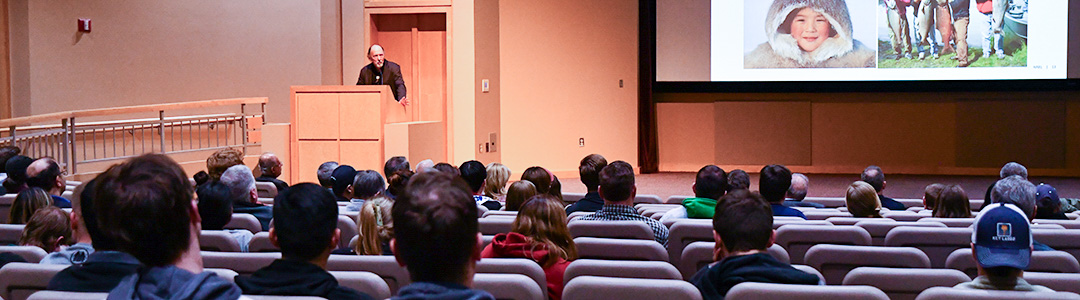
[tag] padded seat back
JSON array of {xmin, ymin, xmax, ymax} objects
[
  {"xmin": 337, "ymin": 215, "xmax": 358, "ymax": 249},
  {"xmin": 805, "ymin": 244, "xmax": 931, "ymax": 285},
  {"xmin": 0, "ymin": 246, "xmax": 47, "ymax": 263},
  {"xmin": 223, "ymin": 213, "xmax": 262, "ymax": 234},
  {"xmin": 574, "ymin": 237, "xmax": 667, "ymax": 261},
  {"xmin": 917, "ymin": 218, "xmax": 975, "ymax": 228},
  {"xmin": 563, "ymin": 259, "xmax": 681, "ymax": 284},
  {"xmin": 201, "ymin": 251, "xmax": 280, "ymax": 275},
  {"xmin": 678, "ymin": 241, "xmax": 789, "ymax": 280},
  {"xmin": 803, "ymin": 211, "xmax": 853, "ymax": 220},
  {"xmin": 326, "ymin": 255, "xmax": 410, "ymax": 294},
  {"xmin": 26, "ymin": 291, "xmax": 108, "ymax": 300},
  {"xmin": 1024, "ymin": 272, "xmax": 1080, "ymax": 295},
  {"xmin": 0, "ymin": 224, "xmax": 25, "ymax": 245},
  {"xmin": 1033, "ymin": 230, "xmax": 1080, "ymax": 262},
  {"xmin": 856, "ymin": 220, "xmax": 946, "ymax": 246},
  {"xmin": 726, "ymin": 282, "xmax": 889, "ymax": 300},
  {"xmin": 248, "ymin": 232, "xmax": 279, "ymax": 252},
  {"xmin": 254, "ymin": 181, "xmax": 278, "ymax": 198},
  {"xmin": 884, "ymin": 227, "xmax": 971, "ymax": 268},
  {"xmin": 473, "ymin": 273, "xmax": 545, "ymax": 300},
  {"xmin": 476, "ymin": 258, "xmax": 547, "ymax": 296},
  {"xmin": 198, "ymin": 230, "xmax": 243, "ymax": 252},
  {"xmin": 775, "ymin": 225, "xmax": 872, "ymax": 264},
  {"xmin": 945, "ymin": 248, "xmax": 1080, "ymax": 278},
  {"xmin": 562, "ymin": 276, "xmax": 701, "ymax": 300},
  {"xmin": 328, "ymin": 271, "xmax": 393, "ymax": 300},
  {"xmin": 0, "ymin": 262, "xmax": 67, "ymax": 300},
  {"xmin": 568, "ymin": 220, "xmax": 654, "ymax": 240},
  {"xmin": 666, "ymin": 219, "xmax": 714, "ymax": 263},
  {"xmin": 479, "ymin": 217, "xmax": 514, "ymax": 235},
  {"xmin": 914, "ymin": 286, "xmax": 1080, "ymax": 299},
  {"xmin": 842, "ymin": 267, "xmax": 969, "ymax": 300}
]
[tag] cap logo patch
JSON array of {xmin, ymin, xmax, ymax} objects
[{"xmin": 995, "ymin": 223, "xmax": 1015, "ymax": 241}]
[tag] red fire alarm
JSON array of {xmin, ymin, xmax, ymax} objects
[{"xmin": 78, "ymin": 19, "xmax": 91, "ymax": 32}]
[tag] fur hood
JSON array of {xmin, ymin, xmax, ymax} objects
[{"xmin": 764, "ymin": 0, "xmax": 855, "ymax": 65}]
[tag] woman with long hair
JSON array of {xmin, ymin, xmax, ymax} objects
[
  {"xmin": 504, "ymin": 181, "xmax": 537, "ymax": 212},
  {"xmin": 484, "ymin": 163, "xmax": 511, "ymax": 202},
  {"xmin": 846, "ymin": 181, "xmax": 882, "ymax": 218},
  {"xmin": 9, "ymin": 187, "xmax": 52, "ymax": 224},
  {"xmin": 353, "ymin": 196, "xmax": 394, "ymax": 255},
  {"xmin": 482, "ymin": 195, "xmax": 577, "ymax": 300},
  {"xmin": 933, "ymin": 184, "xmax": 972, "ymax": 218}
]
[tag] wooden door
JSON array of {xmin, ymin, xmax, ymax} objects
[{"xmin": 370, "ymin": 13, "xmax": 447, "ymax": 123}]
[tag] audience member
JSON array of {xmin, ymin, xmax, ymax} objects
[
  {"xmin": 690, "ymin": 189, "xmax": 820, "ymax": 299},
  {"xmin": 255, "ymin": 152, "xmax": 289, "ymax": 193},
  {"xmin": 206, "ymin": 148, "xmax": 244, "ymax": 181},
  {"xmin": 236, "ymin": 183, "xmax": 373, "ymax": 300},
  {"xmin": 0, "ymin": 146, "xmax": 20, "ymax": 194},
  {"xmin": 317, "ymin": 161, "xmax": 340, "ymax": 189},
  {"xmin": 577, "ymin": 161, "xmax": 669, "ymax": 247},
  {"xmin": 220, "ymin": 164, "xmax": 273, "ymax": 231},
  {"xmin": 386, "ymin": 169, "xmax": 414, "ymax": 201},
  {"xmin": 25, "ymin": 157, "xmax": 71, "ymax": 208},
  {"xmin": 348, "ymin": 169, "xmax": 385, "ymax": 210},
  {"xmin": 3, "ymin": 155, "xmax": 33, "ymax": 194},
  {"xmin": 760, "ymin": 165, "xmax": 806, "ymax": 219},
  {"xmin": 47, "ymin": 178, "xmax": 142, "ymax": 292},
  {"xmin": 415, "ymin": 159, "xmax": 436, "ymax": 173},
  {"xmin": 727, "ymin": 169, "xmax": 750, "ymax": 191},
  {"xmin": 933, "ymin": 185, "xmax": 972, "ymax": 218},
  {"xmin": 954, "ymin": 203, "xmax": 1053, "ymax": 292},
  {"xmin": 94, "ymin": 154, "xmax": 240, "ymax": 298},
  {"xmin": 504, "ymin": 181, "xmax": 537, "ymax": 212},
  {"xmin": 861, "ymin": 165, "xmax": 904, "ymax": 210},
  {"xmin": 846, "ymin": 181, "xmax": 883, "ymax": 218},
  {"xmin": 484, "ymin": 162, "xmax": 511, "ymax": 202},
  {"xmin": 659, "ymin": 165, "xmax": 727, "ymax": 223},
  {"xmin": 565, "ymin": 154, "xmax": 607, "ymax": 214},
  {"xmin": 990, "ymin": 175, "xmax": 1053, "ymax": 251},
  {"xmin": 193, "ymin": 171, "xmax": 211, "ymax": 186},
  {"xmin": 353, "ymin": 196, "xmax": 394, "ymax": 255},
  {"xmin": 521, "ymin": 166, "xmax": 554, "ymax": 195},
  {"xmin": 330, "ymin": 165, "xmax": 358, "ymax": 202},
  {"xmin": 390, "ymin": 171, "xmax": 495, "ymax": 300},
  {"xmin": 433, "ymin": 162, "xmax": 460, "ymax": 176},
  {"xmin": 196, "ymin": 181, "xmax": 254, "ymax": 252},
  {"xmin": 461, "ymin": 160, "xmax": 501, "ymax": 211},
  {"xmin": 922, "ymin": 183, "xmax": 946, "ymax": 211},
  {"xmin": 1034, "ymin": 184, "xmax": 1068, "ymax": 220},
  {"xmin": 548, "ymin": 174, "xmax": 564, "ymax": 202},
  {"xmin": 784, "ymin": 173, "xmax": 824, "ymax": 208},
  {"xmin": 383, "ymin": 156, "xmax": 411, "ymax": 179},
  {"xmin": 482, "ymin": 195, "xmax": 577, "ymax": 300},
  {"xmin": 19, "ymin": 206, "xmax": 70, "ymax": 253},
  {"xmin": 40, "ymin": 183, "xmax": 93, "ymax": 265},
  {"xmin": 981, "ymin": 162, "xmax": 1027, "ymax": 210},
  {"xmin": 8, "ymin": 187, "xmax": 52, "ymax": 224}
]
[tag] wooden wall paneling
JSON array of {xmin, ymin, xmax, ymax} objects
[
  {"xmin": 656, "ymin": 102, "xmax": 715, "ymax": 171},
  {"xmin": 955, "ymin": 100, "xmax": 1066, "ymax": 169},
  {"xmin": 296, "ymin": 93, "xmax": 341, "ymax": 139},
  {"xmin": 340, "ymin": 141, "xmax": 383, "ymax": 173},
  {"xmin": 418, "ymin": 24, "xmax": 446, "ymax": 122},
  {"xmin": 1067, "ymin": 101, "xmax": 1080, "ymax": 169},
  {"xmin": 714, "ymin": 101, "xmax": 811, "ymax": 166},
  {"xmin": 338, "ymin": 93, "xmax": 382, "ymax": 139},
  {"xmin": 297, "ymin": 140, "xmax": 339, "ymax": 184},
  {"xmin": 0, "ymin": 0, "xmax": 9, "ymax": 119},
  {"xmin": 812, "ymin": 101, "xmax": 957, "ymax": 168}
]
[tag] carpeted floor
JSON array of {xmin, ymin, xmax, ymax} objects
[{"xmin": 559, "ymin": 172, "xmax": 1080, "ymax": 201}]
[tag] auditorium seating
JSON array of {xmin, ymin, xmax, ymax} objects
[
  {"xmin": 665, "ymin": 195, "xmax": 691, "ymax": 204},
  {"xmin": 325, "ymin": 255, "xmax": 410, "ymax": 293},
  {"xmin": 634, "ymin": 194, "xmax": 663, "ymax": 205},
  {"xmin": 202, "ymin": 251, "xmax": 280, "ymax": 275},
  {"xmin": 562, "ymin": 192, "xmax": 586, "ymax": 203},
  {"xmin": 0, "ymin": 194, "xmax": 16, "ymax": 224},
  {"xmin": 666, "ymin": 219, "xmax": 713, "ymax": 264},
  {"xmin": 1034, "ymin": 230, "xmax": 1080, "ymax": 261},
  {"xmin": 482, "ymin": 210, "xmax": 518, "ymax": 218},
  {"xmin": 827, "ymin": 217, "xmax": 884, "ymax": 226},
  {"xmin": 884, "ymin": 227, "xmax": 972, "ymax": 268},
  {"xmin": 562, "ymin": 276, "xmax": 701, "ymax": 300},
  {"xmin": 857, "ymin": 220, "xmax": 947, "ymax": 246},
  {"xmin": 944, "ymin": 248, "xmax": 1080, "ymax": 278},
  {"xmin": 0, "ymin": 246, "xmax": 48, "ymax": 263},
  {"xmin": 1035, "ymin": 219, "xmax": 1080, "ymax": 230},
  {"xmin": 254, "ymin": 181, "xmax": 278, "ymax": 198},
  {"xmin": 327, "ymin": 271, "xmax": 393, "ymax": 300},
  {"xmin": 792, "ymin": 264, "xmax": 826, "ymax": 283},
  {"xmin": 884, "ymin": 211, "xmax": 925, "ymax": 222},
  {"xmin": 676, "ymin": 241, "xmax": 790, "ymax": 280},
  {"xmin": 914, "ymin": 286, "xmax": 1080, "ymax": 299},
  {"xmin": 773, "ymin": 219, "xmax": 833, "ymax": 229},
  {"xmin": 479, "ymin": 217, "xmax": 514, "ymax": 235},
  {"xmin": 337, "ymin": 215, "xmax": 358, "ymax": 249},
  {"xmin": 803, "ymin": 244, "xmax": 931, "ymax": 285},
  {"xmin": 725, "ymin": 282, "xmax": 889, "ymax": 300},
  {"xmin": 476, "ymin": 258, "xmax": 547, "ymax": 296},
  {"xmin": 568, "ymin": 220, "xmax": 654, "ymax": 240},
  {"xmin": 802, "ymin": 197, "xmax": 847, "ymax": 208},
  {"xmin": 563, "ymin": 259, "xmax": 681, "ymax": 284},
  {"xmin": 473, "ymin": 273, "xmax": 545, "ymax": 300},
  {"xmin": 803, "ymin": 210, "xmax": 853, "ymax": 220},
  {"xmin": 199, "ymin": 230, "xmax": 244, "ymax": 252},
  {"xmin": 841, "ymin": 267, "xmax": 973, "ymax": 300},
  {"xmin": 223, "ymin": 213, "xmax": 262, "ymax": 234},
  {"xmin": 1025, "ymin": 272, "xmax": 1080, "ymax": 294},
  {"xmin": 574, "ymin": 237, "xmax": 667, "ymax": 261},
  {"xmin": 247, "ymin": 232, "xmax": 278, "ymax": 252},
  {"xmin": 0, "ymin": 223, "xmax": 23, "ymax": 245},
  {"xmin": 775, "ymin": 225, "xmax": 872, "ymax": 264},
  {"xmin": 0, "ymin": 262, "xmax": 67, "ymax": 300},
  {"xmin": 917, "ymin": 218, "xmax": 975, "ymax": 228}
]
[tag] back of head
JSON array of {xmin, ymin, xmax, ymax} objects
[
  {"xmin": 415, "ymin": 159, "xmax": 436, "ymax": 173},
  {"xmin": 1000, "ymin": 162, "xmax": 1028, "ymax": 179},
  {"xmin": 386, "ymin": 169, "xmax": 414, "ymax": 198},
  {"xmin": 196, "ymin": 182, "xmax": 233, "ymax": 231},
  {"xmin": 257, "ymin": 152, "xmax": 282, "ymax": 177},
  {"xmin": 991, "ymin": 175, "xmax": 1036, "ymax": 218},
  {"xmin": 846, "ymin": 181, "xmax": 881, "ymax": 218},
  {"xmin": 220, "ymin": 164, "xmax": 256, "ymax": 205},
  {"xmin": 459, "ymin": 160, "xmax": 487, "ymax": 193},
  {"xmin": 5, "ymin": 155, "xmax": 33, "ymax": 183},
  {"xmin": 352, "ymin": 170, "xmax": 386, "ymax": 200},
  {"xmin": 578, "ymin": 154, "xmax": 608, "ymax": 191},
  {"xmin": 727, "ymin": 169, "xmax": 750, "ymax": 191},
  {"xmin": 355, "ymin": 196, "xmax": 394, "ymax": 255},
  {"xmin": 548, "ymin": 175, "xmax": 563, "ymax": 201},
  {"xmin": 787, "ymin": 173, "xmax": 809, "ymax": 201},
  {"xmin": 92, "ymin": 154, "xmax": 193, "ymax": 267},
  {"xmin": 9, "ymin": 187, "xmax": 52, "ymax": 224},
  {"xmin": 1035, "ymin": 184, "xmax": 1062, "ymax": 218},
  {"xmin": 923, "ymin": 183, "xmax": 947, "ymax": 210},
  {"xmin": 599, "ymin": 161, "xmax": 635, "ymax": 203},
  {"xmin": 512, "ymin": 195, "xmax": 577, "ymax": 263},
  {"xmin": 317, "ymin": 161, "xmax": 339, "ymax": 188},
  {"xmin": 695, "ymin": 165, "xmax": 728, "ymax": 200},
  {"xmin": 330, "ymin": 165, "xmax": 357, "ymax": 198},
  {"xmin": 78, "ymin": 179, "xmax": 106, "ymax": 250},
  {"xmin": 392, "ymin": 171, "xmax": 478, "ymax": 283},
  {"xmin": 505, "ymin": 181, "xmax": 537, "ymax": 212},
  {"xmin": 933, "ymin": 185, "xmax": 972, "ymax": 218},
  {"xmin": 19, "ymin": 206, "xmax": 70, "ymax": 252},
  {"xmin": 484, "ymin": 163, "xmax": 511, "ymax": 198},
  {"xmin": 860, "ymin": 165, "xmax": 885, "ymax": 193},
  {"xmin": 26, "ymin": 158, "xmax": 61, "ymax": 191},
  {"xmin": 383, "ymin": 156, "xmax": 410, "ymax": 179},
  {"xmin": 274, "ymin": 183, "xmax": 339, "ymax": 261},
  {"xmin": 0, "ymin": 146, "xmax": 21, "ymax": 171},
  {"xmin": 521, "ymin": 167, "xmax": 553, "ymax": 195},
  {"xmin": 713, "ymin": 189, "xmax": 772, "ymax": 253},
  {"xmin": 972, "ymin": 203, "xmax": 1032, "ymax": 273},
  {"xmin": 759, "ymin": 165, "xmax": 792, "ymax": 203},
  {"xmin": 206, "ymin": 148, "xmax": 244, "ymax": 181},
  {"xmin": 433, "ymin": 163, "xmax": 459, "ymax": 176}
]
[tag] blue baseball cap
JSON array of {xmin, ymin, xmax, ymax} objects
[
  {"xmin": 971, "ymin": 203, "xmax": 1032, "ymax": 269},
  {"xmin": 1036, "ymin": 184, "xmax": 1060, "ymax": 206}
]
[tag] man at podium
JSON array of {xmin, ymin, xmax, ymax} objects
[{"xmin": 356, "ymin": 44, "xmax": 408, "ymax": 107}]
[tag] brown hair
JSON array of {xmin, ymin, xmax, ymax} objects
[
  {"xmin": 714, "ymin": 189, "xmax": 772, "ymax": 252},
  {"xmin": 512, "ymin": 195, "xmax": 577, "ymax": 266},
  {"xmin": 933, "ymin": 185, "xmax": 972, "ymax": 218},
  {"xmin": 521, "ymin": 167, "xmax": 552, "ymax": 195},
  {"xmin": 9, "ymin": 187, "xmax": 52, "ymax": 224},
  {"xmin": 19, "ymin": 206, "xmax": 70, "ymax": 252},
  {"xmin": 206, "ymin": 148, "xmax": 244, "ymax": 181},
  {"xmin": 355, "ymin": 196, "xmax": 394, "ymax": 255},
  {"xmin": 504, "ymin": 181, "xmax": 537, "ymax": 212},
  {"xmin": 923, "ymin": 183, "xmax": 946, "ymax": 210},
  {"xmin": 846, "ymin": 181, "xmax": 882, "ymax": 218}
]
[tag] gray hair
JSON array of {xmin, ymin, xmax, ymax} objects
[
  {"xmin": 991, "ymin": 175, "xmax": 1036, "ymax": 218},
  {"xmin": 999, "ymin": 162, "xmax": 1028, "ymax": 179},
  {"xmin": 415, "ymin": 159, "xmax": 435, "ymax": 173},
  {"xmin": 220, "ymin": 164, "xmax": 256, "ymax": 203},
  {"xmin": 317, "ymin": 161, "xmax": 339, "ymax": 185},
  {"xmin": 787, "ymin": 173, "xmax": 809, "ymax": 201}
]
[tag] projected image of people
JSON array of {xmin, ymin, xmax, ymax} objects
[
  {"xmin": 744, "ymin": 0, "xmax": 876, "ymax": 69},
  {"xmin": 877, "ymin": 0, "xmax": 1028, "ymax": 68}
]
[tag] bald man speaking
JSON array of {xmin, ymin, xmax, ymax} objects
[{"xmin": 356, "ymin": 44, "xmax": 408, "ymax": 107}]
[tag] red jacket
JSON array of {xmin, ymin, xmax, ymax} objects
[{"xmin": 481, "ymin": 232, "xmax": 571, "ymax": 300}]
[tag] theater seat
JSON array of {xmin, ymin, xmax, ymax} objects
[
  {"xmin": 1024, "ymin": 272, "xmax": 1080, "ymax": 294},
  {"xmin": 884, "ymin": 227, "xmax": 971, "ymax": 268},
  {"xmin": 474, "ymin": 273, "xmax": 545, "ymax": 300},
  {"xmin": 842, "ymin": 267, "xmax": 969, "ymax": 300},
  {"xmin": 914, "ymin": 286, "xmax": 1080, "ymax": 299},
  {"xmin": 0, "ymin": 262, "xmax": 68, "ymax": 300},
  {"xmin": 254, "ymin": 181, "xmax": 278, "ymax": 198},
  {"xmin": 726, "ymin": 282, "xmax": 888, "ymax": 300},
  {"xmin": 856, "ymin": 220, "xmax": 946, "ymax": 246},
  {"xmin": 247, "ymin": 232, "xmax": 279, "ymax": 252},
  {"xmin": 223, "ymin": 213, "xmax": 262, "ymax": 234},
  {"xmin": 479, "ymin": 217, "xmax": 514, "ymax": 235},
  {"xmin": 568, "ymin": 220, "xmax": 654, "ymax": 240},
  {"xmin": 0, "ymin": 246, "xmax": 47, "ymax": 263},
  {"xmin": 574, "ymin": 237, "xmax": 667, "ymax": 261},
  {"xmin": 677, "ymin": 241, "xmax": 790, "ymax": 280},
  {"xmin": 775, "ymin": 225, "xmax": 872, "ymax": 264},
  {"xmin": 201, "ymin": 251, "xmax": 280, "ymax": 276},
  {"xmin": 0, "ymin": 224, "xmax": 26, "ymax": 246},
  {"xmin": 199, "ymin": 230, "xmax": 243, "ymax": 252},
  {"xmin": 563, "ymin": 259, "xmax": 681, "ymax": 284},
  {"xmin": 917, "ymin": 218, "xmax": 975, "ymax": 228},
  {"xmin": 476, "ymin": 258, "xmax": 547, "ymax": 296},
  {"xmin": 944, "ymin": 248, "xmax": 1080, "ymax": 278},
  {"xmin": 25, "ymin": 291, "xmax": 107, "ymax": 300},
  {"xmin": 562, "ymin": 276, "xmax": 701, "ymax": 300},
  {"xmin": 804, "ymin": 245, "xmax": 931, "ymax": 285},
  {"xmin": 337, "ymin": 215, "xmax": 358, "ymax": 249},
  {"xmin": 1033, "ymin": 230, "xmax": 1080, "ymax": 262},
  {"xmin": 328, "ymin": 271, "xmax": 393, "ymax": 300},
  {"xmin": 666, "ymin": 219, "xmax": 713, "ymax": 264},
  {"xmin": 325, "ymin": 255, "xmax": 410, "ymax": 294}
]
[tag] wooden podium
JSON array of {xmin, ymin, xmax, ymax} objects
[{"xmin": 289, "ymin": 85, "xmax": 444, "ymax": 184}]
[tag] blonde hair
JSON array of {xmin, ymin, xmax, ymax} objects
[
  {"xmin": 484, "ymin": 163, "xmax": 511, "ymax": 200},
  {"xmin": 511, "ymin": 195, "xmax": 577, "ymax": 266},
  {"xmin": 354, "ymin": 197, "xmax": 394, "ymax": 255},
  {"xmin": 9, "ymin": 187, "xmax": 53, "ymax": 224},
  {"xmin": 846, "ymin": 181, "xmax": 882, "ymax": 218},
  {"xmin": 19, "ymin": 206, "xmax": 70, "ymax": 252}
]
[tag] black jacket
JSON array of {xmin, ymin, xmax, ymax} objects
[
  {"xmin": 690, "ymin": 253, "xmax": 820, "ymax": 300},
  {"xmin": 235, "ymin": 259, "xmax": 373, "ymax": 300},
  {"xmin": 357, "ymin": 61, "xmax": 407, "ymax": 101},
  {"xmin": 47, "ymin": 251, "xmax": 142, "ymax": 292}
]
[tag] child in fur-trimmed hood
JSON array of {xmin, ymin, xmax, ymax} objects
[{"xmin": 745, "ymin": 0, "xmax": 876, "ymax": 68}]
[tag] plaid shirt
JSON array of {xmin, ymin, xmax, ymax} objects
[{"xmin": 577, "ymin": 204, "xmax": 669, "ymax": 247}]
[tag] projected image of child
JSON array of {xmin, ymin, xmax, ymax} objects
[{"xmin": 744, "ymin": 0, "xmax": 876, "ymax": 69}]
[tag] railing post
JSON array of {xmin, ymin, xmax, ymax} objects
[
  {"xmin": 240, "ymin": 104, "xmax": 248, "ymax": 154},
  {"xmin": 8, "ymin": 126, "xmax": 15, "ymax": 148},
  {"xmin": 61, "ymin": 118, "xmax": 70, "ymax": 175},
  {"xmin": 159, "ymin": 110, "xmax": 166, "ymax": 153},
  {"xmin": 69, "ymin": 118, "xmax": 77, "ymax": 175}
]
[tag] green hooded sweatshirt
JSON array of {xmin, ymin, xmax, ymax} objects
[{"xmin": 683, "ymin": 197, "xmax": 718, "ymax": 219}]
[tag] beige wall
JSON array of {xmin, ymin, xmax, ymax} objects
[
  {"xmin": 474, "ymin": 0, "xmax": 500, "ymax": 164},
  {"xmin": 497, "ymin": 0, "xmax": 639, "ymax": 175},
  {"xmin": 657, "ymin": 91, "xmax": 1080, "ymax": 176}
]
